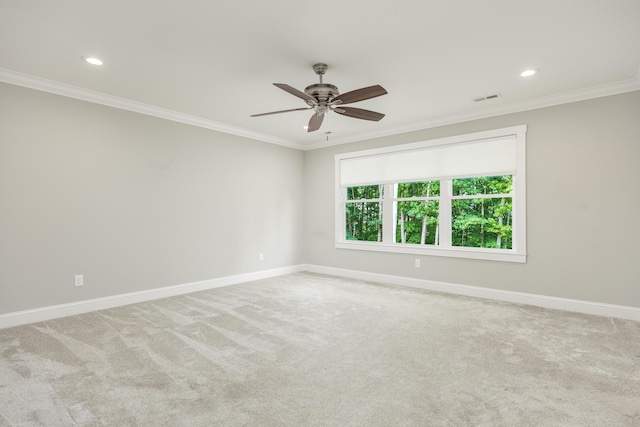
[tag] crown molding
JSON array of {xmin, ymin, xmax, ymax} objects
[
  {"xmin": 2, "ymin": 67, "xmax": 638, "ymax": 152},
  {"xmin": 0, "ymin": 68, "xmax": 301, "ymax": 150},
  {"xmin": 304, "ymin": 75, "xmax": 640, "ymax": 150}
]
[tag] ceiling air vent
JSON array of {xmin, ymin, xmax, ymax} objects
[{"xmin": 473, "ymin": 93, "xmax": 502, "ymax": 103}]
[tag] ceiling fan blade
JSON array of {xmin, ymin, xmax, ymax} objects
[
  {"xmin": 334, "ymin": 106, "xmax": 385, "ymax": 121},
  {"xmin": 250, "ymin": 107, "xmax": 311, "ymax": 117},
  {"xmin": 307, "ymin": 112, "xmax": 324, "ymax": 132},
  {"xmin": 332, "ymin": 85, "xmax": 387, "ymax": 105},
  {"xmin": 274, "ymin": 83, "xmax": 317, "ymax": 103}
]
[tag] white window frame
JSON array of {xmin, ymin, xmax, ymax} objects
[{"xmin": 335, "ymin": 125, "xmax": 527, "ymax": 263}]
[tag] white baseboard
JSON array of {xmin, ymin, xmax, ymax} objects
[
  {"xmin": 0, "ymin": 265, "xmax": 305, "ymax": 329},
  {"xmin": 2, "ymin": 264, "xmax": 638, "ymax": 329},
  {"xmin": 302, "ymin": 264, "xmax": 640, "ymax": 322}
]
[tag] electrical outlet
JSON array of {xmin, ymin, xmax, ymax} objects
[
  {"xmin": 415, "ymin": 259, "xmax": 421, "ymax": 268},
  {"xmin": 74, "ymin": 274, "xmax": 84, "ymax": 287},
  {"xmin": 259, "ymin": 253, "xmax": 264, "ymax": 261}
]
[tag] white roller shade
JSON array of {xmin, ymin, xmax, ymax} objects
[{"xmin": 339, "ymin": 136, "xmax": 517, "ymax": 187}]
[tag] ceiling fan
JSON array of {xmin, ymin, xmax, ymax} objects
[{"xmin": 251, "ymin": 63, "xmax": 387, "ymax": 133}]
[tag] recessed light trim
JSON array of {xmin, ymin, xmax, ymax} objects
[
  {"xmin": 520, "ymin": 68, "xmax": 538, "ymax": 77},
  {"xmin": 82, "ymin": 56, "xmax": 103, "ymax": 66}
]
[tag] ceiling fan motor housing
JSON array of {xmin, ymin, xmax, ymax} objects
[
  {"xmin": 304, "ymin": 83, "xmax": 339, "ymax": 106},
  {"xmin": 304, "ymin": 63, "xmax": 339, "ymax": 110}
]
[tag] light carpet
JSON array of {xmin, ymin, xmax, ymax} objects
[{"xmin": 1, "ymin": 272, "xmax": 639, "ymax": 426}]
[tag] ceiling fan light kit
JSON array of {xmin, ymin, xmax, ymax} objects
[{"xmin": 251, "ymin": 63, "xmax": 387, "ymax": 133}]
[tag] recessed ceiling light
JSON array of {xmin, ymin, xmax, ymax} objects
[
  {"xmin": 82, "ymin": 56, "xmax": 103, "ymax": 66},
  {"xmin": 303, "ymin": 125, "xmax": 309, "ymax": 130},
  {"xmin": 520, "ymin": 68, "xmax": 538, "ymax": 77}
]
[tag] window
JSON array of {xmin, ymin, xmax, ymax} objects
[
  {"xmin": 335, "ymin": 126, "xmax": 526, "ymax": 263},
  {"xmin": 395, "ymin": 181, "xmax": 440, "ymax": 245},
  {"xmin": 451, "ymin": 176, "xmax": 513, "ymax": 249},
  {"xmin": 345, "ymin": 185, "xmax": 383, "ymax": 242}
]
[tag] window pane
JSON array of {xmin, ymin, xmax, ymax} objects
[
  {"xmin": 453, "ymin": 176, "xmax": 512, "ymax": 196},
  {"xmin": 452, "ymin": 198, "xmax": 512, "ymax": 249},
  {"xmin": 396, "ymin": 180, "xmax": 440, "ymax": 198},
  {"xmin": 346, "ymin": 185, "xmax": 382, "ymax": 200},
  {"xmin": 346, "ymin": 202, "xmax": 383, "ymax": 241},
  {"xmin": 395, "ymin": 200, "xmax": 439, "ymax": 245}
]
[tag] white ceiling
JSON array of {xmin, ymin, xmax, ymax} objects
[{"xmin": 1, "ymin": 0, "xmax": 639, "ymax": 150}]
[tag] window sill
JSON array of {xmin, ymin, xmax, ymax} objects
[{"xmin": 335, "ymin": 241, "xmax": 527, "ymax": 263}]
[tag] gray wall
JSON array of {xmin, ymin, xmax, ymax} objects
[
  {"xmin": 304, "ymin": 91, "xmax": 640, "ymax": 307},
  {"xmin": 0, "ymin": 83, "xmax": 305, "ymax": 314},
  {"xmin": 2, "ymin": 82, "xmax": 639, "ymax": 315}
]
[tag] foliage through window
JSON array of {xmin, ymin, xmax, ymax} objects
[
  {"xmin": 346, "ymin": 176, "xmax": 512, "ymax": 249},
  {"xmin": 345, "ymin": 185, "xmax": 383, "ymax": 242},
  {"xmin": 394, "ymin": 181, "xmax": 440, "ymax": 245},
  {"xmin": 451, "ymin": 176, "xmax": 512, "ymax": 249}
]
